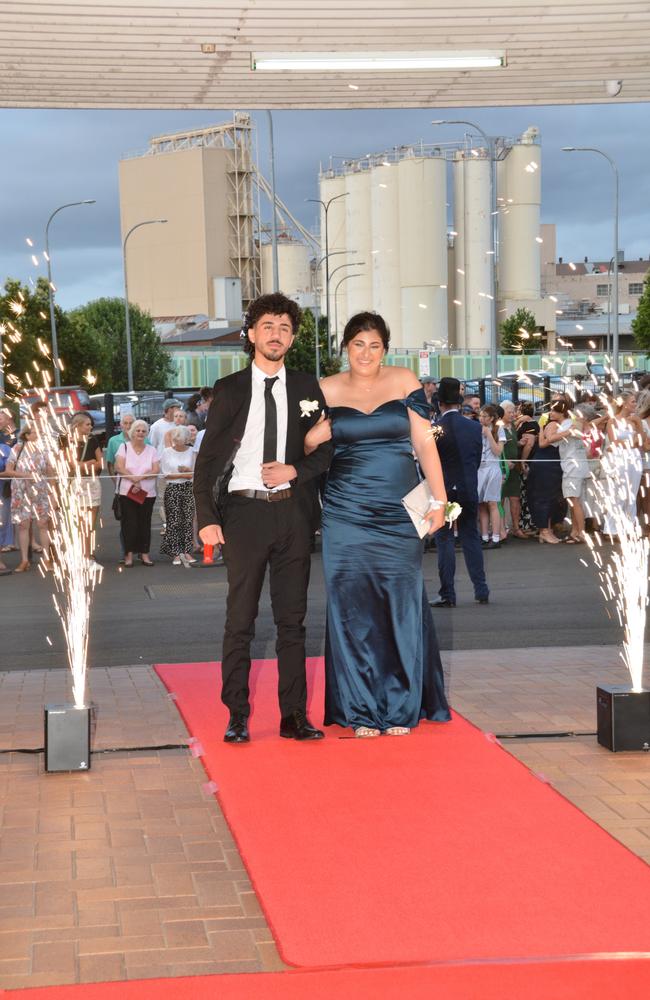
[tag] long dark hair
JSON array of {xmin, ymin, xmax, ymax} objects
[{"xmin": 341, "ymin": 312, "xmax": 390, "ymax": 353}]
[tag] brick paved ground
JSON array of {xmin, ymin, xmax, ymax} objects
[{"xmin": 0, "ymin": 650, "xmax": 648, "ymax": 988}]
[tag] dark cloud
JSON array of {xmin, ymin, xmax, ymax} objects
[{"xmin": 1, "ymin": 103, "xmax": 648, "ymax": 310}]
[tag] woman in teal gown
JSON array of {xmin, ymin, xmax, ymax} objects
[{"xmin": 305, "ymin": 313, "xmax": 451, "ymax": 738}]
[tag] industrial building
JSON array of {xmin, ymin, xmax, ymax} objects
[{"xmin": 119, "ymin": 114, "xmax": 261, "ymax": 323}]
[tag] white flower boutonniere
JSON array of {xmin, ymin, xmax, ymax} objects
[{"xmin": 299, "ymin": 398, "xmax": 320, "ymax": 418}]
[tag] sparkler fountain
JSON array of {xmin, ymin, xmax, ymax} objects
[
  {"xmin": 39, "ymin": 388, "xmax": 103, "ymax": 770},
  {"xmin": 3, "ymin": 294, "xmax": 103, "ymax": 770},
  {"xmin": 581, "ymin": 397, "xmax": 650, "ymax": 751}
]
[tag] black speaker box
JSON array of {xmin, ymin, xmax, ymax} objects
[
  {"xmin": 596, "ymin": 685, "xmax": 650, "ymax": 752},
  {"xmin": 44, "ymin": 704, "xmax": 91, "ymax": 772}
]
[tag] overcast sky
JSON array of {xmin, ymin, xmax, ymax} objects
[{"xmin": 1, "ymin": 102, "xmax": 649, "ymax": 311}]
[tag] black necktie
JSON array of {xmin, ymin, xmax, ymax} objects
[{"xmin": 263, "ymin": 376, "xmax": 279, "ymax": 464}]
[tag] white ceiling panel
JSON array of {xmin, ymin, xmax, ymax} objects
[{"xmin": 0, "ymin": 1, "xmax": 648, "ymax": 109}]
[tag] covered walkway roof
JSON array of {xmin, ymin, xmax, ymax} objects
[{"xmin": 1, "ymin": 1, "xmax": 648, "ymax": 110}]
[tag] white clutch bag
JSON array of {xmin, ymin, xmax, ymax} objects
[{"xmin": 401, "ymin": 480, "xmax": 433, "ymax": 539}]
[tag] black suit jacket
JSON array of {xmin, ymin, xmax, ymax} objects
[
  {"xmin": 193, "ymin": 365, "xmax": 333, "ymax": 531},
  {"xmin": 435, "ymin": 409, "xmax": 482, "ymax": 505}
]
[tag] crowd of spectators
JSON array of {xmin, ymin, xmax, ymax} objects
[
  {"xmin": 424, "ymin": 373, "xmax": 650, "ymax": 548},
  {"xmin": 0, "ymin": 372, "xmax": 649, "ymax": 577}
]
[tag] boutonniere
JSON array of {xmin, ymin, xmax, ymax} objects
[{"xmin": 299, "ymin": 398, "xmax": 320, "ymax": 418}]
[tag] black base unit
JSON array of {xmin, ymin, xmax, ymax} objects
[
  {"xmin": 596, "ymin": 685, "xmax": 650, "ymax": 752},
  {"xmin": 44, "ymin": 704, "xmax": 91, "ymax": 772}
]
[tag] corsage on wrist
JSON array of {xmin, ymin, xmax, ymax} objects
[{"xmin": 425, "ymin": 499, "xmax": 462, "ymax": 524}]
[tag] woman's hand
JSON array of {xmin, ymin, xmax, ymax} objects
[
  {"xmin": 304, "ymin": 412, "xmax": 332, "ymax": 455},
  {"xmin": 422, "ymin": 505, "xmax": 445, "ymax": 535}
]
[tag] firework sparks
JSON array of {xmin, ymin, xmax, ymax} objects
[{"xmin": 584, "ymin": 437, "xmax": 648, "ymax": 692}]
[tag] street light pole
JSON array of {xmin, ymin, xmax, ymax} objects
[
  {"xmin": 44, "ymin": 199, "xmax": 96, "ymax": 387},
  {"xmin": 306, "ymin": 192, "xmax": 348, "ymax": 357},
  {"xmin": 122, "ymin": 219, "xmax": 167, "ymax": 391},
  {"xmin": 334, "ymin": 273, "xmax": 364, "ymax": 349},
  {"xmin": 606, "ymin": 256, "xmax": 615, "ymax": 356},
  {"xmin": 432, "ymin": 119, "xmax": 498, "ymax": 377},
  {"xmin": 562, "ymin": 146, "xmax": 620, "ymax": 373},
  {"xmin": 265, "ymin": 111, "xmax": 279, "ymax": 291},
  {"xmin": 329, "ymin": 260, "xmax": 365, "ymax": 353}
]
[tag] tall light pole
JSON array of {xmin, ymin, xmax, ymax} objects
[
  {"xmin": 562, "ymin": 146, "xmax": 619, "ymax": 373},
  {"xmin": 329, "ymin": 260, "xmax": 365, "ymax": 352},
  {"xmin": 265, "ymin": 111, "xmax": 279, "ymax": 291},
  {"xmin": 123, "ymin": 219, "xmax": 167, "ymax": 391},
  {"xmin": 432, "ymin": 120, "xmax": 498, "ymax": 377},
  {"xmin": 334, "ymin": 272, "xmax": 365, "ymax": 350},
  {"xmin": 306, "ymin": 192, "xmax": 348, "ymax": 356},
  {"xmin": 44, "ymin": 199, "xmax": 96, "ymax": 387}
]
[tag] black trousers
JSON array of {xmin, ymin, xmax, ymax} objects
[
  {"xmin": 120, "ymin": 495, "xmax": 155, "ymax": 554},
  {"xmin": 221, "ymin": 494, "xmax": 312, "ymax": 718}
]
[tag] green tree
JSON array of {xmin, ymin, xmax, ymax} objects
[
  {"xmin": 631, "ymin": 273, "xmax": 650, "ymax": 354},
  {"xmin": 286, "ymin": 308, "xmax": 341, "ymax": 376},
  {"xmin": 499, "ymin": 306, "xmax": 539, "ymax": 355},
  {"xmin": 0, "ymin": 276, "xmax": 90, "ymax": 389},
  {"xmin": 69, "ymin": 298, "xmax": 173, "ymax": 391}
]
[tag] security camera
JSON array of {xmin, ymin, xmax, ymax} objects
[{"xmin": 605, "ymin": 80, "xmax": 622, "ymax": 97}]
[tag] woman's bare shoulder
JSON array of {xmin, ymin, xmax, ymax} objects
[
  {"xmin": 320, "ymin": 372, "xmax": 348, "ymax": 404},
  {"xmin": 387, "ymin": 365, "xmax": 421, "ymax": 394}
]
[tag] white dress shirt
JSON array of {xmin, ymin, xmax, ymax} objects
[{"xmin": 229, "ymin": 363, "xmax": 290, "ymax": 492}]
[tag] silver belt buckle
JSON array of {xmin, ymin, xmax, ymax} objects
[{"xmin": 266, "ymin": 490, "xmax": 273, "ymax": 502}]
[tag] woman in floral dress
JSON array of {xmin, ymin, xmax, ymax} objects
[{"xmin": 5, "ymin": 425, "xmax": 54, "ymax": 572}]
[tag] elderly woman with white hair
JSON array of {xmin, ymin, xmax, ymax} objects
[
  {"xmin": 114, "ymin": 419, "xmax": 159, "ymax": 567},
  {"xmin": 160, "ymin": 426, "xmax": 196, "ymax": 566}
]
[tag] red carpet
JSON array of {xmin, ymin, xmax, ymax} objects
[
  {"xmin": 5, "ymin": 958, "xmax": 650, "ymax": 1000},
  {"xmin": 152, "ymin": 659, "xmax": 650, "ymax": 970}
]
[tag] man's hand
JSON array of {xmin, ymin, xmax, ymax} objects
[
  {"xmin": 200, "ymin": 524, "xmax": 225, "ymax": 546},
  {"xmin": 423, "ymin": 506, "xmax": 445, "ymax": 535},
  {"xmin": 261, "ymin": 462, "xmax": 297, "ymax": 488}
]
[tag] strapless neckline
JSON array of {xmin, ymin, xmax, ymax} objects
[{"xmin": 329, "ymin": 399, "xmax": 405, "ymax": 417}]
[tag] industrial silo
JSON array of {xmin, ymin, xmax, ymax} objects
[
  {"xmin": 498, "ymin": 129, "xmax": 542, "ymax": 301},
  {"xmin": 452, "ymin": 153, "xmax": 467, "ymax": 349},
  {"xmin": 260, "ymin": 238, "xmax": 312, "ymax": 302},
  {"xmin": 398, "ymin": 156, "xmax": 448, "ymax": 350},
  {"xmin": 342, "ymin": 168, "xmax": 373, "ymax": 329},
  {"xmin": 462, "ymin": 152, "xmax": 493, "ymax": 352},
  {"xmin": 370, "ymin": 162, "xmax": 401, "ymax": 338}
]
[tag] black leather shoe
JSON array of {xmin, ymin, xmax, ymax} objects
[
  {"xmin": 224, "ymin": 712, "xmax": 250, "ymax": 743},
  {"xmin": 429, "ymin": 599, "xmax": 456, "ymax": 608},
  {"xmin": 280, "ymin": 711, "xmax": 324, "ymax": 741},
  {"xmin": 475, "ymin": 596, "xmax": 490, "ymax": 604}
]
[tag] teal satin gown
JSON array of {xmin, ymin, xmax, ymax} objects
[{"xmin": 322, "ymin": 391, "xmax": 451, "ymax": 732}]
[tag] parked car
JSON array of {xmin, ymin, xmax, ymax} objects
[{"xmin": 20, "ymin": 386, "xmax": 106, "ymax": 444}]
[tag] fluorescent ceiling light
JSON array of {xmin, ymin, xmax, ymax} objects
[{"xmin": 251, "ymin": 51, "xmax": 506, "ymax": 72}]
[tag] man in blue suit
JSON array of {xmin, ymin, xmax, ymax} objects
[{"xmin": 430, "ymin": 377, "xmax": 489, "ymax": 608}]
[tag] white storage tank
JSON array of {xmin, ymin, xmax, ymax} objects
[
  {"xmin": 498, "ymin": 131, "xmax": 542, "ymax": 301},
  {"xmin": 452, "ymin": 153, "xmax": 467, "ymax": 350},
  {"xmin": 462, "ymin": 153, "xmax": 493, "ymax": 352},
  {"xmin": 398, "ymin": 156, "xmax": 448, "ymax": 350},
  {"xmin": 342, "ymin": 168, "xmax": 373, "ymax": 329},
  {"xmin": 370, "ymin": 162, "xmax": 401, "ymax": 338},
  {"xmin": 261, "ymin": 238, "xmax": 312, "ymax": 300}
]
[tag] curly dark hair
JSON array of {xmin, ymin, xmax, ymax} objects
[
  {"xmin": 340, "ymin": 312, "xmax": 390, "ymax": 353},
  {"xmin": 241, "ymin": 293, "xmax": 302, "ymax": 359}
]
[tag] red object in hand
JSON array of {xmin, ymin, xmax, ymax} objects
[{"xmin": 202, "ymin": 544, "xmax": 214, "ymax": 564}]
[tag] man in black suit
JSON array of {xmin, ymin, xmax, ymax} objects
[
  {"xmin": 429, "ymin": 377, "xmax": 489, "ymax": 608},
  {"xmin": 193, "ymin": 293, "xmax": 333, "ymax": 743}
]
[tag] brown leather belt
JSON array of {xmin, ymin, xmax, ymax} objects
[{"xmin": 230, "ymin": 488, "xmax": 293, "ymax": 502}]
